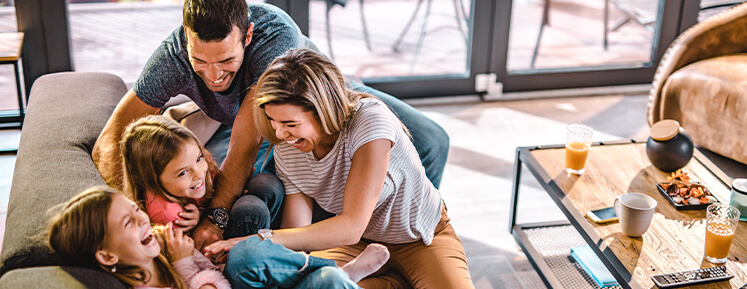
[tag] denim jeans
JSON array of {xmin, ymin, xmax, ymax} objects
[
  {"xmin": 222, "ymin": 172, "xmax": 285, "ymax": 238},
  {"xmin": 225, "ymin": 237, "xmax": 361, "ymax": 289}
]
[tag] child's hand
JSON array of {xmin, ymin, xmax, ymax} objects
[
  {"xmin": 165, "ymin": 222, "xmax": 194, "ymax": 262},
  {"xmin": 199, "ymin": 285, "xmax": 217, "ymax": 289},
  {"xmin": 176, "ymin": 203, "xmax": 199, "ymax": 231},
  {"xmin": 203, "ymin": 236, "xmax": 246, "ymax": 264}
]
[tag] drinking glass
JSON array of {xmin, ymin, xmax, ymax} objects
[
  {"xmin": 565, "ymin": 124, "xmax": 593, "ymax": 175},
  {"xmin": 704, "ymin": 203, "xmax": 740, "ymax": 264}
]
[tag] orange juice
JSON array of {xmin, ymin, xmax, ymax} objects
[
  {"xmin": 704, "ymin": 222, "xmax": 735, "ymax": 260},
  {"xmin": 565, "ymin": 142, "xmax": 590, "ymax": 171}
]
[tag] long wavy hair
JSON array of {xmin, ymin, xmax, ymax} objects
[
  {"xmin": 120, "ymin": 115, "xmax": 218, "ymax": 207},
  {"xmin": 47, "ymin": 186, "xmax": 187, "ymax": 289}
]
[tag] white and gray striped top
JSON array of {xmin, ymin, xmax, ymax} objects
[{"xmin": 274, "ymin": 98, "xmax": 443, "ymax": 245}]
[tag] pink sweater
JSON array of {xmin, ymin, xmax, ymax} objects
[
  {"xmin": 144, "ymin": 192, "xmax": 209, "ymax": 226},
  {"xmin": 135, "ymin": 250, "xmax": 231, "ymax": 289}
]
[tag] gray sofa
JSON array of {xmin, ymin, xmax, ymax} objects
[{"xmin": 0, "ymin": 72, "xmax": 138, "ymax": 288}]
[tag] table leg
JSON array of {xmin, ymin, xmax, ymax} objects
[{"xmin": 508, "ymin": 147, "xmax": 523, "ymax": 233}]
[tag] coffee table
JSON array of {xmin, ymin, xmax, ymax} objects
[{"xmin": 509, "ymin": 140, "xmax": 746, "ymax": 288}]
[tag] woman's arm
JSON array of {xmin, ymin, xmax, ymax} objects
[{"xmin": 270, "ymin": 139, "xmax": 392, "ymax": 252}]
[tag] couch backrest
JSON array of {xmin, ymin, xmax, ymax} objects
[{"xmin": 0, "ymin": 72, "xmax": 126, "ymax": 274}]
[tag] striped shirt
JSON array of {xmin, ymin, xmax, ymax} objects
[{"xmin": 274, "ymin": 98, "xmax": 443, "ymax": 245}]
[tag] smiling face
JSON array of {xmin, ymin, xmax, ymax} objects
[
  {"xmin": 159, "ymin": 141, "xmax": 209, "ymax": 200},
  {"xmin": 186, "ymin": 24, "xmax": 252, "ymax": 92},
  {"xmin": 100, "ymin": 194, "xmax": 160, "ymax": 268},
  {"xmin": 264, "ymin": 103, "xmax": 338, "ymax": 158}
]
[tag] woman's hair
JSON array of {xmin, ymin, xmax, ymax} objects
[
  {"xmin": 253, "ymin": 48, "xmax": 377, "ymax": 144},
  {"xmin": 47, "ymin": 186, "xmax": 187, "ymax": 289},
  {"xmin": 120, "ymin": 115, "xmax": 218, "ymax": 206}
]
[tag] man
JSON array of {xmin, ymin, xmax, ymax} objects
[{"xmin": 92, "ymin": 0, "xmax": 449, "ymax": 252}]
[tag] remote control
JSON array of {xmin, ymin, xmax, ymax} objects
[{"xmin": 651, "ymin": 266, "xmax": 733, "ymax": 288}]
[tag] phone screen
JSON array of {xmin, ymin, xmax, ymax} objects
[{"xmin": 589, "ymin": 207, "xmax": 617, "ymax": 222}]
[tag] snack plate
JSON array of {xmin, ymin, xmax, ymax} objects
[{"xmin": 656, "ymin": 183, "xmax": 719, "ymax": 210}]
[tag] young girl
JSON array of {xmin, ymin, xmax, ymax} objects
[
  {"xmin": 205, "ymin": 48, "xmax": 474, "ymax": 289},
  {"xmin": 47, "ymin": 186, "xmax": 229, "ymax": 289},
  {"xmin": 47, "ymin": 186, "xmax": 390, "ymax": 289},
  {"xmin": 120, "ymin": 115, "xmax": 219, "ymax": 231}
]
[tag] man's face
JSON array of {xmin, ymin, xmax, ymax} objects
[{"xmin": 186, "ymin": 24, "xmax": 252, "ymax": 92}]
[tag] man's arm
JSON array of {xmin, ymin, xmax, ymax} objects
[
  {"xmin": 92, "ymin": 89, "xmax": 160, "ymax": 190},
  {"xmin": 193, "ymin": 87, "xmax": 264, "ymax": 250}
]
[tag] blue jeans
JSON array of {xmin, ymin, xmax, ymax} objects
[
  {"xmin": 223, "ymin": 172, "xmax": 286, "ymax": 238},
  {"xmin": 225, "ymin": 237, "xmax": 361, "ymax": 289}
]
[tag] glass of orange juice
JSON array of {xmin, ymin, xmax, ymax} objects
[
  {"xmin": 565, "ymin": 124, "xmax": 593, "ymax": 175},
  {"xmin": 704, "ymin": 203, "xmax": 740, "ymax": 264}
]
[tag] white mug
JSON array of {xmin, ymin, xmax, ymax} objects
[{"xmin": 614, "ymin": 193, "xmax": 657, "ymax": 237}]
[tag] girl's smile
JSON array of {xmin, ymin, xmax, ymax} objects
[
  {"xmin": 101, "ymin": 194, "xmax": 161, "ymax": 267},
  {"xmin": 159, "ymin": 141, "xmax": 209, "ymax": 200}
]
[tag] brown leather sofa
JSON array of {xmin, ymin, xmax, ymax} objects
[{"xmin": 647, "ymin": 2, "xmax": 747, "ymax": 166}]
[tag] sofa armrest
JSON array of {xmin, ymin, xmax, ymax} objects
[
  {"xmin": 648, "ymin": 2, "xmax": 747, "ymax": 125},
  {"xmin": 0, "ymin": 72, "xmax": 127, "ymax": 274}
]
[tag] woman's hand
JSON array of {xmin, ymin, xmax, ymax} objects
[
  {"xmin": 175, "ymin": 203, "xmax": 199, "ymax": 231},
  {"xmin": 165, "ymin": 222, "xmax": 194, "ymax": 262},
  {"xmin": 203, "ymin": 236, "xmax": 247, "ymax": 264}
]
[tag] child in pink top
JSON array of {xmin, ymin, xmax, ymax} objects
[
  {"xmin": 121, "ymin": 115, "xmax": 220, "ymax": 231},
  {"xmin": 48, "ymin": 186, "xmax": 230, "ymax": 289}
]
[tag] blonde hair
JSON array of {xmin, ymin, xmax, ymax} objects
[
  {"xmin": 120, "ymin": 115, "xmax": 218, "ymax": 207},
  {"xmin": 253, "ymin": 48, "xmax": 377, "ymax": 144},
  {"xmin": 47, "ymin": 186, "xmax": 187, "ymax": 289}
]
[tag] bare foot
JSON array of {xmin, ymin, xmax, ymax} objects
[{"xmin": 340, "ymin": 244, "xmax": 390, "ymax": 283}]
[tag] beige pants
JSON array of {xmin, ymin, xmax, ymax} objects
[{"xmin": 311, "ymin": 205, "xmax": 475, "ymax": 289}]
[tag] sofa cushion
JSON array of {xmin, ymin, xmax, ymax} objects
[
  {"xmin": 660, "ymin": 54, "xmax": 747, "ymax": 164},
  {"xmin": 0, "ymin": 72, "xmax": 127, "ymax": 274}
]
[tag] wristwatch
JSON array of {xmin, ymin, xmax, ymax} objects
[
  {"xmin": 258, "ymin": 228, "xmax": 273, "ymax": 242},
  {"xmin": 206, "ymin": 207, "xmax": 229, "ymax": 229}
]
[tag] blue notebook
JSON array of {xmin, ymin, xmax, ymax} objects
[{"xmin": 570, "ymin": 245, "xmax": 619, "ymax": 288}]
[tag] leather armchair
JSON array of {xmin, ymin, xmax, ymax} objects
[{"xmin": 647, "ymin": 2, "xmax": 747, "ymax": 165}]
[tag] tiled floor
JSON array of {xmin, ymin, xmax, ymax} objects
[{"xmin": 0, "ymin": 92, "xmax": 651, "ymax": 288}]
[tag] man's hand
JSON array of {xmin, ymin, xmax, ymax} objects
[
  {"xmin": 192, "ymin": 218, "xmax": 224, "ymax": 253},
  {"xmin": 176, "ymin": 203, "xmax": 199, "ymax": 232}
]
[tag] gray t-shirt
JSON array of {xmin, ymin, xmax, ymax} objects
[{"xmin": 133, "ymin": 3, "xmax": 316, "ymax": 126}]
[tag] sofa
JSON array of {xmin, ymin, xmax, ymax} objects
[
  {"xmin": 647, "ymin": 2, "xmax": 747, "ymax": 168},
  {"xmin": 0, "ymin": 72, "xmax": 131, "ymax": 287}
]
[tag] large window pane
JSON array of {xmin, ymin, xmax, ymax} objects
[
  {"xmin": 308, "ymin": 0, "xmax": 472, "ymax": 80},
  {"xmin": 508, "ymin": 0, "xmax": 659, "ymax": 72},
  {"xmin": 0, "ymin": 1, "xmax": 17, "ymax": 113}
]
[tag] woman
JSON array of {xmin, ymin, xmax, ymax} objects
[{"xmin": 205, "ymin": 48, "xmax": 474, "ymax": 289}]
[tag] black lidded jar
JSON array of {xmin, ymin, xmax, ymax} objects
[{"xmin": 646, "ymin": 119, "xmax": 694, "ymax": 172}]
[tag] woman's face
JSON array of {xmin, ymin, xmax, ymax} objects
[
  {"xmin": 159, "ymin": 141, "xmax": 209, "ymax": 200},
  {"xmin": 101, "ymin": 194, "xmax": 160, "ymax": 267},
  {"xmin": 265, "ymin": 104, "xmax": 334, "ymax": 157}
]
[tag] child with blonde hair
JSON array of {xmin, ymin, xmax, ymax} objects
[
  {"xmin": 120, "ymin": 115, "xmax": 219, "ymax": 231},
  {"xmin": 47, "ymin": 186, "xmax": 229, "ymax": 289}
]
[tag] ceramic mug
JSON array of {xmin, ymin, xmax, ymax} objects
[{"xmin": 614, "ymin": 193, "xmax": 658, "ymax": 237}]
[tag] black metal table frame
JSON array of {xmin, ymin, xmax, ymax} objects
[{"xmin": 507, "ymin": 139, "xmax": 731, "ymax": 289}]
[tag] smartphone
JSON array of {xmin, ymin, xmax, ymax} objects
[{"xmin": 586, "ymin": 206, "xmax": 618, "ymax": 223}]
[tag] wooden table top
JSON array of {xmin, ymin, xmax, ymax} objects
[
  {"xmin": 528, "ymin": 142, "xmax": 745, "ymax": 289},
  {"xmin": 0, "ymin": 32, "xmax": 23, "ymax": 62}
]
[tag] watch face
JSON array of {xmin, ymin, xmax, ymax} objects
[{"xmin": 211, "ymin": 208, "xmax": 229, "ymax": 228}]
